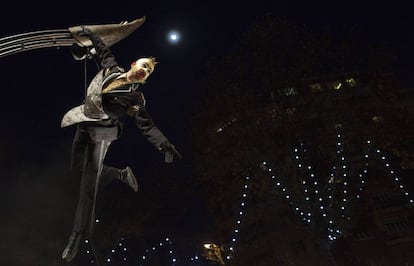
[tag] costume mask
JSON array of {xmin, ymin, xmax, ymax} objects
[{"xmin": 130, "ymin": 57, "xmax": 157, "ymax": 82}]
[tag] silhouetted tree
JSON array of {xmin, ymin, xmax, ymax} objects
[{"xmin": 191, "ymin": 14, "xmax": 414, "ymax": 242}]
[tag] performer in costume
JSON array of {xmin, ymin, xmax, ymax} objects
[{"xmin": 61, "ymin": 27, "xmax": 181, "ymax": 262}]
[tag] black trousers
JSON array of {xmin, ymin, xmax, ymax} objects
[{"xmin": 70, "ymin": 122, "xmax": 121, "ymax": 235}]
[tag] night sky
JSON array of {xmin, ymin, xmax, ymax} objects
[{"xmin": 1, "ymin": 1, "xmax": 414, "ymax": 265}]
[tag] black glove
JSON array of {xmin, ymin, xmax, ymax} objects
[
  {"xmin": 70, "ymin": 43, "xmax": 90, "ymax": 60},
  {"xmin": 159, "ymin": 141, "xmax": 182, "ymax": 163},
  {"xmin": 77, "ymin": 26, "xmax": 93, "ymax": 38},
  {"xmin": 77, "ymin": 26, "xmax": 105, "ymax": 49},
  {"xmin": 76, "ymin": 26, "xmax": 117, "ymax": 68},
  {"xmin": 70, "ymin": 27, "xmax": 95, "ymax": 60}
]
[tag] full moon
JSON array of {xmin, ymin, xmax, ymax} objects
[{"xmin": 167, "ymin": 30, "xmax": 180, "ymax": 44}]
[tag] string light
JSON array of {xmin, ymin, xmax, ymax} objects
[
  {"xmin": 259, "ymin": 128, "xmax": 412, "ymax": 244},
  {"xmin": 136, "ymin": 237, "xmax": 178, "ymax": 265},
  {"xmin": 215, "ymin": 118, "xmax": 238, "ymax": 133},
  {"xmin": 84, "ymin": 130, "xmax": 413, "ymax": 264},
  {"xmin": 262, "ymin": 161, "xmax": 311, "ymax": 224},
  {"xmin": 225, "ymin": 175, "xmax": 250, "ymax": 261},
  {"xmin": 369, "ymin": 142, "xmax": 414, "ymax": 205}
]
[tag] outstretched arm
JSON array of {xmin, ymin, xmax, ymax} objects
[
  {"xmin": 134, "ymin": 107, "xmax": 182, "ymax": 163},
  {"xmin": 78, "ymin": 27, "xmax": 119, "ymax": 70}
]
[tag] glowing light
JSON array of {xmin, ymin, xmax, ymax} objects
[
  {"xmin": 98, "ymin": 135, "xmax": 413, "ymax": 265},
  {"xmin": 167, "ymin": 30, "xmax": 180, "ymax": 44}
]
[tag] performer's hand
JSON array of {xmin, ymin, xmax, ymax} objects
[
  {"xmin": 159, "ymin": 141, "xmax": 182, "ymax": 163},
  {"xmin": 75, "ymin": 26, "xmax": 101, "ymax": 57},
  {"xmin": 71, "ymin": 43, "xmax": 90, "ymax": 60},
  {"xmin": 77, "ymin": 26, "xmax": 93, "ymax": 37}
]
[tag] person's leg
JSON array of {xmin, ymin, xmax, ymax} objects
[
  {"xmin": 63, "ymin": 126, "xmax": 111, "ymax": 262},
  {"xmin": 75, "ymin": 138, "xmax": 110, "ymax": 235},
  {"xmin": 70, "ymin": 125, "xmax": 88, "ymax": 178},
  {"xmin": 94, "ymin": 122, "xmax": 137, "ymax": 191},
  {"xmin": 62, "ymin": 125, "xmax": 90, "ymax": 262},
  {"xmin": 99, "ymin": 165, "xmax": 121, "ymax": 187},
  {"xmin": 100, "ymin": 165, "xmax": 138, "ymax": 192},
  {"xmin": 121, "ymin": 166, "xmax": 138, "ymax": 192},
  {"xmin": 62, "ymin": 123, "xmax": 137, "ymax": 262}
]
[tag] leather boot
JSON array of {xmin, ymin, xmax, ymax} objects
[
  {"xmin": 62, "ymin": 232, "xmax": 82, "ymax": 262},
  {"xmin": 120, "ymin": 166, "xmax": 138, "ymax": 192}
]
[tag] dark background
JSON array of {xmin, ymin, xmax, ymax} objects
[{"xmin": 1, "ymin": 1, "xmax": 414, "ymax": 265}]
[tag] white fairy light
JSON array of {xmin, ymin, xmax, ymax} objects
[{"xmin": 99, "ymin": 134, "xmax": 413, "ymax": 264}]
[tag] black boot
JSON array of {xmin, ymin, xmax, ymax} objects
[
  {"xmin": 62, "ymin": 232, "xmax": 82, "ymax": 262},
  {"xmin": 120, "ymin": 166, "xmax": 138, "ymax": 192}
]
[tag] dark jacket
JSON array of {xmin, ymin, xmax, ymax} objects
[{"xmin": 61, "ymin": 32, "xmax": 169, "ymax": 150}]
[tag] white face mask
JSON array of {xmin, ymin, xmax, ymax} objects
[{"xmin": 129, "ymin": 57, "xmax": 156, "ymax": 82}]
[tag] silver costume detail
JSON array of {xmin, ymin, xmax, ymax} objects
[
  {"xmin": 0, "ymin": 17, "xmax": 146, "ymax": 58},
  {"xmin": 61, "ymin": 69, "xmax": 110, "ymax": 128}
]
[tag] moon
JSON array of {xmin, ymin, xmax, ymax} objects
[{"xmin": 167, "ymin": 30, "xmax": 180, "ymax": 44}]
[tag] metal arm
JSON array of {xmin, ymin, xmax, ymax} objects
[
  {"xmin": 0, "ymin": 29, "xmax": 75, "ymax": 58},
  {"xmin": 0, "ymin": 17, "xmax": 146, "ymax": 59}
]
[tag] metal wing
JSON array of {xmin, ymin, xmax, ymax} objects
[{"xmin": 0, "ymin": 16, "xmax": 146, "ymax": 58}]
